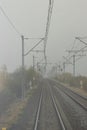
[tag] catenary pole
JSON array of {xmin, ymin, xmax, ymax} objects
[
  {"xmin": 21, "ymin": 35, "xmax": 25, "ymax": 100},
  {"xmin": 73, "ymin": 55, "xmax": 75, "ymax": 76}
]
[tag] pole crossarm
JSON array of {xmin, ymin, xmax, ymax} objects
[
  {"xmin": 75, "ymin": 37, "xmax": 87, "ymax": 45},
  {"xmin": 24, "ymin": 38, "xmax": 44, "ymax": 56},
  {"xmin": 31, "ymin": 50, "xmax": 44, "ymax": 53},
  {"xmin": 24, "ymin": 37, "xmax": 44, "ymax": 40},
  {"xmin": 75, "ymin": 54, "xmax": 86, "ymax": 62},
  {"xmin": 76, "ymin": 54, "xmax": 86, "ymax": 57},
  {"xmin": 63, "ymin": 56, "xmax": 73, "ymax": 65},
  {"xmin": 77, "ymin": 46, "xmax": 87, "ymax": 52},
  {"xmin": 66, "ymin": 48, "xmax": 87, "ymax": 53},
  {"xmin": 65, "ymin": 47, "xmax": 87, "ymax": 76}
]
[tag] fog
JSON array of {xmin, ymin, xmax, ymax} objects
[{"xmin": 0, "ymin": 0, "xmax": 87, "ymax": 75}]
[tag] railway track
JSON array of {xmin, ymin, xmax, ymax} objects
[
  {"xmin": 8, "ymin": 79, "xmax": 87, "ymax": 130},
  {"xmin": 33, "ymin": 82, "xmax": 72, "ymax": 130},
  {"xmin": 49, "ymin": 79, "xmax": 87, "ymax": 99},
  {"xmin": 53, "ymin": 82, "xmax": 87, "ymax": 111},
  {"xmin": 56, "ymin": 81, "xmax": 87, "ymax": 100},
  {"xmin": 50, "ymin": 88, "xmax": 66, "ymax": 130},
  {"xmin": 65, "ymin": 87, "xmax": 87, "ymax": 100},
  {"xmin": 47, "ymin": 79, "xmax": 87, "ymax": 130}
]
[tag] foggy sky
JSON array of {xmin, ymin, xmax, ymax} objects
[{"xmin": 0, "ymin": 0, "xmax": 87, "ymax": 76}]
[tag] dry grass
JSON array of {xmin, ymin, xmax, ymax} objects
[
  {"xmin": 60, "ymin": 82, "xmax": 87, "ymax": 96},
  {"xmin": 0, "ymin": 87, "xmax": 37, "ymax": 129}
]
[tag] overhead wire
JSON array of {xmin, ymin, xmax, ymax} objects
[
  {"xmin": 0, "ymin": 4, "xmax": 21, "ymax": 36},
  {"xmin": 65, "ymin": 37, "xmax": 85, "ymax": 62},
  {"xmin": 77, "ymin": 36, "xmax": 87, "ymax": 39},
  {"xmin": 63, "ymin": 38, "xmax": 77, "ymax": 67},
  {"xmin": 65, "ymin": 38, "xmax": 77, "ymax": 62},
  {"xmin": 76, "ymin": 37, "xmax": 87, "ymax": 45},
  {"xmin": 64, "ymin": 37, "xmax": 87, "ymax": 70},
  {"xmin": 71, "ymin": 39, "xmax": 76, "ymax": 50},
  {"xmin": 24, "ymin": 38, "xmax": 44, "ymax": 56}
]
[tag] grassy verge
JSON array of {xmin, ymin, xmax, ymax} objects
[{"xmin": 0, "ymin": 87, "xmax": 37, "ymax": 129}]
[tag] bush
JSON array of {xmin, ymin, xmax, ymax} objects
[{"xmin": 5, "ymin": 67, "xmax": 41, "ymax": 98}]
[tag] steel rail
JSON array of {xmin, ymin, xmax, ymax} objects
[
  {"xmin": 63, "ymin": 85, "xmax": 87, "ymax": 100},
  {"xmin": 62, "ymin": 89, "xmax": 87, "ymax": 110},
  {"xmin": 49, "ymin": 79, "xmax": 87, "ymax": 100},
  {"xmin": 54, "ymin": 85, "xmax": 87, "ymax": 111},
  {"xmin": 55, "ymin": 81, "xmax": 87, "ymax": 100},
  {"xmin": 50, "ymin": 88, "xmax": 66, "ymax": 130},
  {"xmin": 34, "ymin": 84, "xmax": 66, "ymax": 130},
  {"xmin": 34, "ymin": 93, "xmax": 42, "ymax": 130}
]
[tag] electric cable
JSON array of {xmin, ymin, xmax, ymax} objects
[{"xmin": 0, "ymin": 4, "xmax": 21, "ymax": 36}]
